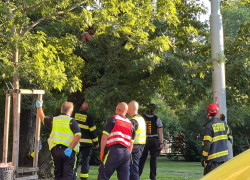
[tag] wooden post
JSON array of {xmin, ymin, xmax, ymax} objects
[
  {"xmin": 33, "ymin": 94, "xmax": 43, "ymax": 174},
  {"xmin": 2, "ymin": 94, "xmax": 11, "ymax": 163},
  {"xmin": 12, "ymin": 91, "xmax": 21, "ymax": 170}
]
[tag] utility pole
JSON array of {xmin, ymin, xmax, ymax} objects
[{"xmin": 210, "ymin": 0, "xmax": 227, "ymax": 123}]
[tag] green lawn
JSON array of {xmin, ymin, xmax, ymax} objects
[
  {"xmin": 83, "ymin": 157, "xmax": 203, "ymax": 180},
  {"xmin": 44, "ymin": 157, "xmax": 203, "ymax": 180}
]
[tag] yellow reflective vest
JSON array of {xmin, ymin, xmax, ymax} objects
[
  {"xmin": 132, "ymin": 115, "xmax": 146, "ymax": 144},
  {"xmin": 47, "ymin": 115, "xmax": 80, "ymax": 153}
]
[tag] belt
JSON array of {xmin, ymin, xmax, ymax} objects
[
  {"xmin": 109, "ymin": 144, "xmax": 127, "ymax": 149},
  {"xmin": 51, "ymin": 144, "xmax": 68, "ymax": 151}
]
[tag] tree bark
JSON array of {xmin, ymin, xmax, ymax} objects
[{"xmin": 68, "ymin": 75, "xmax": 91, "ymax": 116}]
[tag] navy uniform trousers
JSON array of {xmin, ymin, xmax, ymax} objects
[
  {"xmin": 51, "ymin": 145, "xmax": 76, "ymax": 180},
  {"xmin": 98, "ymin": 145, "xmax": 130, "ymax": 180},
  {"xmin": 76, "ymin": 146, "xmax": 92, "ymax": 180},
  {"xmin": 139, "ymin": 138, "xmax": 159, "ymax": 180},
  {"xmin": 130, "ymin": 145, "xmax": 145, "ymax": 180}
]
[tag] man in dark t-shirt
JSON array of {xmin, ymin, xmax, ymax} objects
[{"xmin": 36, "ymin": 100, "xmax": 81, "ymax": 180}]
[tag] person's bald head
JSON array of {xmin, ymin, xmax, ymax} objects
[
  {"xmin": 128, "ymin": 101, "xmax": 139, "ymax": 117},
  {"xmin": 81, "ymin": 103, "xmax": 89, "ymax": 112},
  {"xmin": 61, "ymin": 102, "xmax": 74, "ymax": 116},
  {"xmin": 115, "ymin": 102, "xmax": 128, "ymax": 116}
]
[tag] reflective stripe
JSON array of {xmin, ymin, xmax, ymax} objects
[
  {"xmin": 202, "ymin": 151, "xmax": 208, "ymax": 156},
  {"xmin": 54, "ymin": 116, "xmax": 72, "ymax": 120},
  {"xmin": 103, "ymin": 150, "xmax": 110, "ymax": 166},
  {"xmin": 202, "ymin": 141, "xmax": 204, "ymax": 146},
  {"xmin": 80, "ymin": 174, "xmax": 88, "ymax": 177},
  {"xmin": 134, "ymin": 138, "xmax": 146, "ymax": 143},
  {"xmin": 79, "ymin": 124, "xmax": 89, "ymax": 129},
  {"xmin": 54, "ymin": 132, "xmax": 74, "ymax": 139},
  {"xmin": 203, "ymin": 135, "xmax": 212, "ymax": 142},
  {"xmin": 79, "ymin": 139, "xmax": 93, "ymax": 143},
  {"xmin": 229, "ymin": 135, "xmax": 233, "ymax": 139},
  {"xmin": 135, "ymin": 132, "xmax": 145, "ymax": 137},
  {"xmin": 107, "ymin": 138, "xmax": 130, "ymax": 146},
  {"xmin": 109, "ymin": 131, "xmax": 131, "ymax": 140},
  {"xmin": 89, "ymin": 126, "xmax": 96, "ymax": 131},
  {"xmin": 227, "ymin": 127, "xmax": 230, "ymax": 135},
  {"xmin": 208, "ymin": 150, "xmax": 228, "ymax": 160},
  {"xmin": 53, "ymin": 137, "xmax": 72, "ymax": 145},
  {"xmin": 114, "ymin": 115, "xmax": 131, "ymax": 124},
  {"xmin": 93, "ymin": 137, "xmax": 98, "ymax": 142},
  {"xmin": 103, "ymin": 131, "xmax": 109, "ymax": 136},
  {"xmin": 212, "ymin": 135, "xmax": 227, "ymax": 143}
]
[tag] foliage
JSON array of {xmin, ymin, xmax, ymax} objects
[{"xmin": 221, "ymin": 1, "xmax": 250, "ymax": 40}]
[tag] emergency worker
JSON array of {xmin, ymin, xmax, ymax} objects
[
  {"xmin": 139, "ymin": 104, "xmax": 164, "ymax": 180},
  {"xmin": 219, "ymin": 113, "xmax": 233, "ymax": 160},
  {"xmin": 202, "ymin": 104, "xmax": 228, "ymax": 175},
  {"xmin": 74, "ymin": 103, "xmax": 99, "ymax": 180},
  {"xmin": 97, "ymin": 102, "xmax": 135, "ymax": 180},
  {"xmin": 36, "ymin": 100, "xmax": 81, "ymax": 180},
  {"xmin": 128, "ymin": 101, "xmax": 146, "ymax": 180},
  {"xmin": 81, "ymin": 26, "xmax": 96, "ymax": 42}
]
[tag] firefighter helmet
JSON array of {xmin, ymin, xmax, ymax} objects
[{"xmin": 206, "ymin": 104, "xmax": 219, "ymax": 114}]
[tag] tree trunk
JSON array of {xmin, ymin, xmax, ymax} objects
[{"xmin": 68, "ymin": 75, "xmax": 91, "ymax": 116}]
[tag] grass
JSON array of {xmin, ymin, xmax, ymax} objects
[{"xmin": 45, "ymin": 157, "xmax": 204, "ymax": 180}]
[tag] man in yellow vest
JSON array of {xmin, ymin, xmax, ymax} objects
[
  {"xmin": 128, "ymin": 101, "xmax": 146, "ymax": 180},
  {"xmin": 36, "ymin": 100, "xmax": 81, "ymax": 180}
]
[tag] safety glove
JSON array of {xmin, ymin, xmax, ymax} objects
[
  {"xmin": 64, "ymin": 147, "xmax": 72, "ymax": 157},
  {"xmin": 100, "ymin": 152, "xmax": 104, "ymax": 161},
  {"xmin": 201, "ymin": 160, "xmax": 206, "ymax": 167},
  {"xmin": 36, "ymin": 100, "xmax": 43, "ymax": 108}
]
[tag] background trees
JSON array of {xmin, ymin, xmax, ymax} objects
[{"xmin": 2, "ymin": 0, "xmax": 250, "ymax": 177}]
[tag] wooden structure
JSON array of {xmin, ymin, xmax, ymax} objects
[{"xmin": 2, "ymin": 89, "xmax": 45, "ymax": 180}]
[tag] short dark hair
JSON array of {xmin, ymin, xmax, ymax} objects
[
  {"xmin": 87, "ymin": 26, "xmax": 95, "ymax": 31},
  {"xmin": 147, "ymin": 104, "xmax": 156, "ymax": 113}
]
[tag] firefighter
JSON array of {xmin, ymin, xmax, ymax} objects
[
  {"xmin": 202, "ymin": 104, "xmax": 228, "ymax": 175},
  {"xmin": 139, "ymin": 104, "xmax": 164, "ymax": 180},
  {"xmin": 36, "ymin": 100, "xmax": 81, "ymax": 180},
  {"xmin": 97, "ymin": 102, "xmax": 135, "ymax": 180},
  {"xmin": 128, "ymin": 101, "xmax": 146, "ymax": 180},
  {"xmin": 219, "ymin": 113, "xmax": 233, "ymax": 160},
  {"xmin": 74, "ymin": 103, "xmax": 99, "ymax": 180}
]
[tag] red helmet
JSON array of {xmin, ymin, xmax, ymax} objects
[{"xmin": 206, "ymin": 104, "xmax": 219, "ymax": 114}]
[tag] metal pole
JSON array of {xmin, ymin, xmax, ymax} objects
[
  {"xmin": 3, "ymin": 94, "xmax": 11, "ymax": 163},
  {"xmin": 210, "ymin": 0, "xmax": 227, "ymax": 123}
]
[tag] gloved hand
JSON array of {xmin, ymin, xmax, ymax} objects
[
  {"xmin": 36, "ymin": 100, "xmax": 43, "ymax": 108},
  {"xmin": 201, "ymin": 160, "xmax": 206, "ymax": 167},
  {"xmin": 64, "ymin": 147, "xmax": 72, "ymax": 157},
  {"xmin": 100, "ymin": 152, "xmax": 104, "ymax": 161}
]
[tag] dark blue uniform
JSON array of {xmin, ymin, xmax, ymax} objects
[{"xmin": 97, "ymin": 116, "xmax": 135, "ymax": 180}]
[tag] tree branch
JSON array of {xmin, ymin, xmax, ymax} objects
[
  {"xmin": 24, "ymin": 1, "xmax": 45, "ymax": 13},
  {"xmin": 22, "ymin": 0, "xmax": 25, "ymax": 13},
  {"xmin": 18, "ymin": 25, "xmax": 23, "ymax": 35},
  {"xmin": 0, "ymin": 34, "xmax": 11, "ymax": 41},
  {"xmin": 66, "ymin": 2, "xmax": 83, "ymax": 12},
  {"xmin": 22, "ymin": 2, "xmax": 83, "ymax": 37}
]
